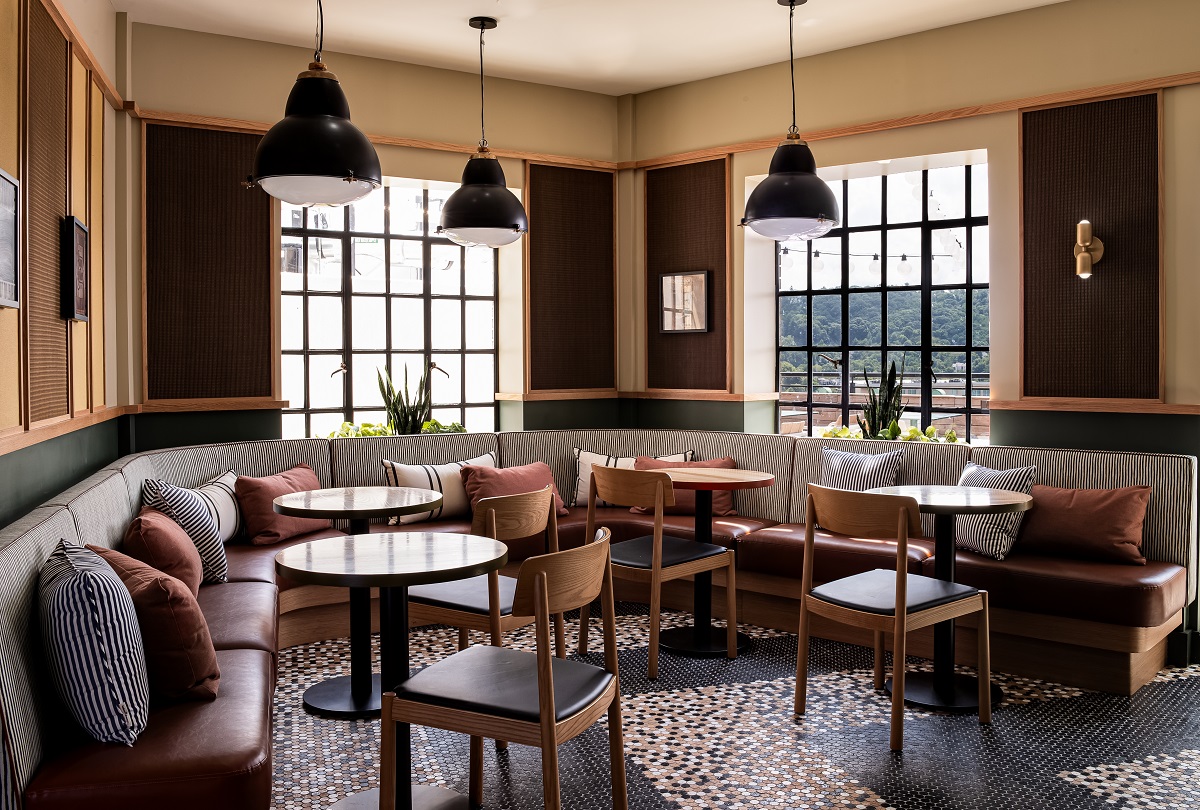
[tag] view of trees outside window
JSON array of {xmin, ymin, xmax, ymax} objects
[
  {"xmin": 777, "ymin": 161, "xmax": 990, "ymax": 442},
  {"xmin": 279, "ymin": 179, "xmax": 498, "ymax": 439}
]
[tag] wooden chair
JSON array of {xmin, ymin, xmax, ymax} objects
[
  {"xmin": 794, "ymin": 484, "xmax": 992, "ymax": 751},
  {"xmin": 381, "ymin": 530, "xmax": 628, "ymax": 810},
  {"xmin": 578, "ymin": 465, "xmax": 737, "ymax": 679},
  {"xmin": 408, "ymin": 486, "xmax": 565, "ymax": 659}
]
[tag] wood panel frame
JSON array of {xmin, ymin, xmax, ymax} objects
[
  {"xmin": 642, "ymin": 154, "xmax": 733, "ymax": 395},
  {"xmin": 521, "ymin": 159, "xmax": 619, "ymax": 399},
  {"xmin": 1017, "ymin": 90, "xmax": 1165, "ymax": 406},
  {"xmin": 139, "ymin": 120, "xmax": 281, "ymax": 409}
]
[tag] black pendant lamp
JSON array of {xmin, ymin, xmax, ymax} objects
[
  {"xmin": 437, "ymin": 17, "xmax": 528, "ymax": 248},
  {"xmin": 251, "ymin": 0, "xmax": 381, "ymax": 207},
  {"xmin": 741, "ymin": 0, "xmax": 839, "ymax": 241}
]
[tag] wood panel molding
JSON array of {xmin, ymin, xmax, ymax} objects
[
  {"xmin": 988, "ymin": 398, "xmax": 1200, "ymax": 415},
  {"xmin": 622, "ymin": 390, "xmax": 778, "ymax": 402},
  {"xmin": 621, "ymin": 70, "xmax": 1200, "ymax": 170},
  {"xmin": 139, "ymin": 398, "xmax": 290, "ymax": 413},
  {"xmin": 125, "ymin": 104, "xmax": 620, "ymax": 170},
  {"xmin": 39, "ymin": 0, "xmax": 122, "ymax": 108},
  {"xmin": 0, "ymin": 404, "xmax": 134, "ymax": 457},
  {"xmin": 496, "ymin": 390, "xmax": 619, "ymax": 402}
]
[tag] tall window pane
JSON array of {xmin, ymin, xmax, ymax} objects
[
  {"xmin": 776, "ymin": 160, "xmax": 989, "ymax": 442},
  {"xmin": 281, "ymin": 181, "xmax": 499, "ymax": 437}
]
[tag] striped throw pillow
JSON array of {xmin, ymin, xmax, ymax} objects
[
  {"xmin": 194, "ymin": 471, "xmax": 243, "ymax": 543},
  {"xmin": 955, "ymin": 462, "xmax": 1037, "ymax": 560},
  {"xmin": 142, "ymin": 477, "xmax": 229, "ymax": 583},
  {"xmin": 819, "ymin": 447, "xmax": 903, "ymax": 492},
  {"xmin": 573, "ymin": 448, "xmax": 695, "ymax": 507},
  {"xmin": 382, "ymin": 452, "xmax": 498, "ymax": 524},
  {"xmin": 39, "ymin": 541, "xmax": 150, "ymax": 746}
]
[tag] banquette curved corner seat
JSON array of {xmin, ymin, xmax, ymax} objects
[{"xmin": 0, "ymin": 430, "xmax": 1194, "ymax": 809}]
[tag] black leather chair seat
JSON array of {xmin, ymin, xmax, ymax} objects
[
  {"xmin": 409, "ymin": 574, "xmax": 516, "ymax": 617},
  {"xmin": 393, "ymin": 645, "xmax": 613, "ymax": 723},
  {"xmin": 810, "ymin": 569, "xmax": 978, "ymax": 616},
  {"xmin": 610, "ymin": 535, "xmax": 727, "ymax": 570}
]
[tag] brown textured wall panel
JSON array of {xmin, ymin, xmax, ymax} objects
[
  {"xmin": 1022, "ymin": 94, "xmax": 1160, "ymax": 399},
  {"xmin": 26, "ymin": 1, "xmax": 69, "ymax": 422},
  {"xmin": 528, "ymin": 164, "xmax": 615, "ymax": 390},
  {"xmin": 645, "ymin": 158, "xmax": 727, "ymax": 390},
  {"xmin": 145, "ymin": 125, "xmax": 272, "ymax": 399}
]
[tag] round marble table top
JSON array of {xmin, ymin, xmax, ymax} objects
[
  {"xmin": 867, "ymin": 485, "xmax": 1032, "ymax": 515},
  {"xmin": 274, "ymin": 532, "xmax": 508, "ymax": 589},
  {"xmin": 273, "ymin": 486, "xmax": 443, "ymax": 520}
]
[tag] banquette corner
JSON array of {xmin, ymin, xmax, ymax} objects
[{"xmin": 0, "ymin": 429, "xmax": 1194, "ymax": 807}]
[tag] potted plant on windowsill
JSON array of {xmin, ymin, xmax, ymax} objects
[
  {"xmin": 812, "ymin": 358, "xmax": 959, "ymax": 443},
  {"xmin": 378, "ymin": 363, "xmax": 466, "ymax": 435}
]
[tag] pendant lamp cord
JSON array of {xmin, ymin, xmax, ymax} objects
[
  {"xmin": 478, "ymin": 25, "xmax": 488, "ymax": 149},
  {"xmin": 313, "ymin": 0, "xmax": 324, "ymax": 63},
  {"xmin": 788, "ymin": 0, "xmax": 798, "ymax": 136}
]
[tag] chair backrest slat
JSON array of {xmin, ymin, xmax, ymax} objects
[
  {"xmin": 805, "ymin": 484, "xmax": 922, "ymax": 539},
  {"xmin": 470, "ymin": 486, "xmax": 553, "ymax": 542},
  {"xmin": 590, "ymin": 465, "xmax": 676, "ymax": 509},
  {"xmin": 513, "ymin": 532, "xmax": 611, "ymax": 616}
]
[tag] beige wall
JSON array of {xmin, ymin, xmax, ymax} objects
[
  {"xmin": 622, "ymin": 0, "xmax": 1200, "ymax": 405},
  {"xmin": 130, "ymin": 24, "xmax": 620, "ymax": 164}
]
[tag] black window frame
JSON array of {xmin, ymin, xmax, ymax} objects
[
  {"xmin": 776, "ymin": 164, "xmax": 990, "ymax": 442},
  {"xmin": 280, "ymin": 186, "xmax": 500, "ymax": 439}
]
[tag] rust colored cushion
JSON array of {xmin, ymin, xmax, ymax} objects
[
  {"xmin": 1017, "ymin": 484, "xmax": 1152, "ymax": 564},
  {"xmin": 630, "ymin": 456, "xmax": 738, "ymax": 517},
  {"xmin": 234, "ymin": 464, "xmax": 331, "ymax": 545},
  {"xmin": 122, "ymin": 506, "xmax": 204, "ymax": 597},
  {"xmin": 88, "ymin": 546, "xmax": 220, "ymax": 703},
  {"xmin": 460, "ymin": 462, "xmax": 569, "ymax": 516}
]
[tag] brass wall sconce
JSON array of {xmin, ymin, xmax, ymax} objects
[{"xmin": 1074, "ymin": 220, "xmax": 1104, "ymax": 279}]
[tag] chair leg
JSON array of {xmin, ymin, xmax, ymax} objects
[
  {"xmin": 978, "ymin": 593, "xmax": 992, "ymax": 724},
  {"xmin": 793, "ymin": 597, "xmax": 811, "ymax": 716},
  {"xmin": 607, "ymin": 694, "xmax": 629, "ymax": 810},
  {"xmin": 554, "ymin": 612, "xmax": 566, "ymax": 659},
  {"xmin": 469, "ymin": 735, "xmax": 484, "ymax": 808},
  {"xmin": 725, "ymin": 554, "xmax": 738, "ymax": 660},
  {"xmin": 488, "ymin": 624, "xmax": 509, "ymax": 751},
  {"xmin": 541, "ymin": 739, "xmax": 561, "ymax": 810},
  {"xmin": 458, "ymin": 627, "xmax": 469, "ymax": 651},
  {"xmin": 890, "ymin": 621, "xmax": 906, "ymax": 752},
  {"xmin": 380, "ymin": 696, "xmax": 396, "ymax": 810},
  {"xmin": 648, "ymin": 575, "xmax": 662, "ymax": 680},
  {"xmin": 578, "ymin": 602, "xmax": 591, "ymax": 656},
  {"xmin": 873, "ymin": 631, "xmax": 885, "ymax": 691}
]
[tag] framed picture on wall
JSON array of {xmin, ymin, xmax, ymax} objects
[
  {"xmin": 0, "ymin": 168, "xmax": 17, "ymax": 310},
  {"xmin": 60, "ymin": 216, "xmax": 88, "ymax": 322},
  {"xmin": 660, "ymin": 270, "xmax": 709, "ymax": 333}
]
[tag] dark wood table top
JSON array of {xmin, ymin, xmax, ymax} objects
[
  {"xmin": 867, "ymin": 485, "xmax": 1032, "ymax": 516},
  {"xmin": 274, "ymin": 532, "xmax": 508, "ymax": 589},
  {"xmin": 272, "ymin": 486, "xmax": 443, "ymax": 520},
  {"xmin": 658, "ymin": 468, "xmax": 776, "ymax": 491}
]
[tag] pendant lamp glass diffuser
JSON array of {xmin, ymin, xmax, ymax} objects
[
  {"xmin": 252, "ymin": 0, "xmax": 381, "ymax": 207},
  {"xmin": 741, "ymin": 0, "xmax": 839, "ymax": 241},
  {"xmin": 438, "ymin": 17, "xmax": 528, "ymax": 248}
]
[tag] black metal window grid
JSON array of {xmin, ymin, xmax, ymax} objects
[
  {"xmin": 280, "ymin": 185, "xmax": 499, "ymax": 439},
  {"xmin": 776, "ymin": 164, "xmax": 991, "ymax": 442}
]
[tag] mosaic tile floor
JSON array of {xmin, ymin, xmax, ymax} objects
[{"xmin": 272, "ymin": 605, "xmax": 1200, "ymax": 810}]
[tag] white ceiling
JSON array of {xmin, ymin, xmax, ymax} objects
[{"xmin": 110, "ymin": 0, "xmax": 1069, "ymax": 96}]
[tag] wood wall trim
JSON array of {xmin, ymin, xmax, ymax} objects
[
  {"xmin": 988, "ymin": 398, "xmax": 1200, "ymax": 415},
  {"xmin": 623, "ymin": 390, "xmax": 779, "ymax": 402},
  {"xmin": 38, "ymin": 0, "xmax": 122, "ymax": 108},
  {"xmin": 0, "ymin": 404, "xmax": 133, "ymax": 456},
  {"xmin": 496, "ymin": 390, "xmax": 619, "ymax": 402},
  {"xmin": 125, "ymin": 104, "xmax": 621, "ymax": 170},
  {"xmin": 622, "ymin": 69, "xmax": 1200, "ymax": 170},
  {"xmin": 139, "ymin": 398, "xmax": 289, "ymax": 412}
]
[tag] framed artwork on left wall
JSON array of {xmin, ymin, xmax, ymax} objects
[
  {"xmin": 0, "ymin": 168, "xmax": 17, "ymax": 310},
  {"xmin": 61, "ymin": 216, "xmax": 88, "ymax": 322}
]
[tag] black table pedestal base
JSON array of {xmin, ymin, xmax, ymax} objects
[
  {"xmin": 301, "ymin": 673, "xmax": 381, "ymax": 718},
  {"xmin": 885, "ymin": 672, "xmax": 1003, "ymax": 712},
  {"xmin": 331, "ymin": 785, "xmax": 469, "ymax": 809},
  {"xmin": 658, "ymin": 625, "xmax": 752, "ymax": 657}
]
